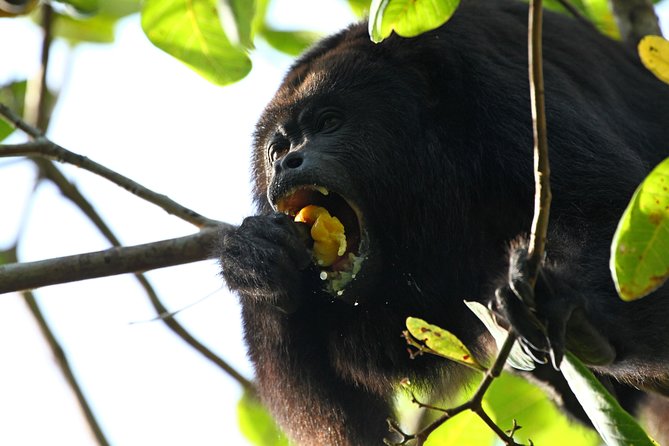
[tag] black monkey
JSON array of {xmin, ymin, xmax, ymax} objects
[{"xmin": 218, "ymin": 1, "xmax": 669, "ymax": 444}]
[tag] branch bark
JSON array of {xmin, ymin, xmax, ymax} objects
[{"xmin": 0, "ymin": 225, "xmax": 231, "ymax": 294}]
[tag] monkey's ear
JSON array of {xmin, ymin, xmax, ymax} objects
[{"xmin": 565, "ymin": 309, "xmax": 616, "ymax": 367}]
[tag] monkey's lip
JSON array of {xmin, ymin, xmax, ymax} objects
[{"xmin": 275, "ymin": 185, "xmax": 363, "ymax": 264}]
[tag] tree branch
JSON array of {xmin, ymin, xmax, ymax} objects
[
  {"xmin": 0, "ymin": 106, "xmax": 219, "ymax": 228},
  {"xmin": 0, "ymin": 225, "xmax": 230, "ymax": 294},
  {"xmin": 526, "ymin": 0, "xmax": 551, "ymax": 286},
  {"xmin": 33, "ymin": 162, "xmax": 254, "ymax": 393}
]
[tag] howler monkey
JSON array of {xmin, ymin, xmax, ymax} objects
[{"xmin": 218, "ymin": 1, "xmax": 669, "ymax": 444}]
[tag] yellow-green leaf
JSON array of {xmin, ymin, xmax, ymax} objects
[
  {"xmin": 425, "ymin": 405, "xmax": 496, "ymax": 446},
  {"xmin": 217, "ymin": 0, "xmax": 255, "ymax": 48},
  {"xmin": 0, "ymin": 80, "xmax": 27, "ymax": 141},
  {"xmin": 611, "ymin": 157, "xmax": 669, "ymax": 300},
  {"xmin": 487, "ymin": 373, "xmax": 599, "ymax": 446},
  {"xmin": 368, "ymin": 0, "xmax": 460, "ymax": 43},
  {"xmin": 237, "ymin": 391, "xmax": 289, "ymax": 446},
  {"xmin": 405, "ymin": 317, "xmax": 485, "ymax": 371},
  {"xmin": 54, "ymin": 0, "xmax": 99, "ymax": 16},
  {"xmin": 348, "ymin": 0, "xmax": 370, "ymax": 17},
  {"xmin": 53, "ymin": 12, "xmax": 117, "ymax": 44},
  {"xmin": 260, "ymin": 27, "xmax": 321, "ymax": 56},
  {"xmin": 141, "ymin": 0, "xmax": 252, "ymax": 86},
  {"xmin": 638, "ymin": 35, "xmax": 669, "ymax": 85}
]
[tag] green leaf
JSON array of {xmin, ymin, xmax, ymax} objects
[
  {"xmin": 97, "ymin": 0, "xmax": 140, "ymax": 18},
  {"xmin": 425, "ymin": 405, "xmax": 496, "ymax": 446},
  {"xmin": 368, "ymin": 0, "xmax": 460, "ymax": 43},
  {"xmin": 217, "ymin": 0, "xmax": 255, "ymax": 48},
  {"xmin": 405, "ymin": 317, "xmax": 485, "ymax": 371},
  {"xmin": 487, "ymin": 372, "xmax": 600, "ymax": 446},
  {"xmin": 348, "ymin": 0, "xmax": 370, "ymax": 17},
  {"xmin": 53, "ymin": 0, "xmax": 99, "ymax": 16},
  {"xmin": 252, "ymin": 0, "xmax": 270, "ymax": 35},
  {"xmin": 543, "ymin": 0, "xmax": 619, "ymax": 39},
  {"xmin": 464, "ymin": 301, "xmax": 535, "ymax": 371},
  {"xmin": 580, "ymin": 0, "xmax": 619, "ymax": 39},
  {"xmin": 141, "ymin": 0, "xmax": 252, "ymax": 86},
  {"xmin": 237, "ymin": 391, "xmax": 289, "ymax": 446},
  {"xmin": 610, "ymin": 156, "xmax": 669, "ymax": 301},
  {"xmin": 561, "ymin": 352, "xmax": 657, "ymax": 446},
  {"xmin": 260, "ymin": 27, "xmax": 321, "ymax": 56},
  {"xmin": 53, "ymin": 12, "xmax": 117, "ymax": 44},
  {"xmin": 0, "ymin": 80, "xmax": 27, "ymax": 142}
]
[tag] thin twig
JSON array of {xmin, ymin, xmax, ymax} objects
[
  {"xmin": 24, "ymin": 2, "xmax": 54, "ymax": 130},
  {"xmin": 0, "ymin": 107, "xmax": 218, "ymax": 228},
  {"xmin": 525, "ymin": 0, "xmax": 551, "ymax": 286},
  {"xmin": 0, "ymin": 225, "xmax": 230, "ymax": 294},
  {"xmin": 5, "ymin": 246, "xmax": 111, "ymax": 445},
  {"xmin": 136, "ymin": 273, "xmax": 255, "ymax": 393}
]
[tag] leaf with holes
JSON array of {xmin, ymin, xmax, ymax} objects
[
  {"xmin": 368, "ymin": 0, "xmax": 460, "ymax": 43},
  {"xmin": 406, "ymin": 317, "xmax": 485, "ymax": 371},
  {"xmin": 141, "ymin": 0, "xmax": 251, "ymax": 86},
  {"xmin": 639, "ymin": 35, "xmax": 669, "ymax": 85},
  {"xmin": 611, "ymin": 156, "xmax": 669, "ymax": 300}
]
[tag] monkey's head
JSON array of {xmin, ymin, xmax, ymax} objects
[{"xmin": 248, "ymin": 24, "xmax": 478, "ymax": 304}]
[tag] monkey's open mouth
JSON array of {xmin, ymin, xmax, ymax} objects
[{"xmin": 275, "ymin": 185, "xmax": 366, "ymax": 295}]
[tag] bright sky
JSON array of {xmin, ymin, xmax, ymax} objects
[{"xmin": 1, "ymin": 2, "xmax": 668, "ymax": 446}]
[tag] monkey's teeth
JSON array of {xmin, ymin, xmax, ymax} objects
[{"xmin": 315, "ymin": 186, "xmax": 329, "ymax": 196}]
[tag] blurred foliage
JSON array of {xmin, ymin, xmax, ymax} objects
[
  {"xmin": 348, "ymin": 0, "xmax": 370, "ymax": 17},
  {"xmin": 487, "ymin": 373, "xmax": 599, "ymax": 446},
  {"xmin": 0, "ymin": 80, "xmax": 27, "ymax": 141},
  {"xmin": 54, "ymin": 0, "xmax": 99, "ymax": 16},
  {"xmin": 544, "ymin": 0, "xmax": 619, "ymax": 38},
  {"xmin": 237, "ymin": 391, "xmax": 289, "ymax": 446}
]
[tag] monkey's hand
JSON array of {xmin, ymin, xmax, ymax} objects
[
  {"xmin": 218, "ymin": 213, "xmax": 313, "ymax": 313},
  {"xmin": 491, "ymin": 244, "xmax": 615, "ymax": 370}
]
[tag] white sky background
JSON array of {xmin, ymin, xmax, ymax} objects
[{"xmin": 1, "ymin": 2, "xmax": 669, "ymax": 446}]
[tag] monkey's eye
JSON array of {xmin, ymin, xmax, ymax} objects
[
  {"xmin": 268, "ymin": 136, "xmax": 290, "ymax": 163},
  {"xmin": 315, "ymin": 109, "xmax": 343, "ymax": 133}
]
